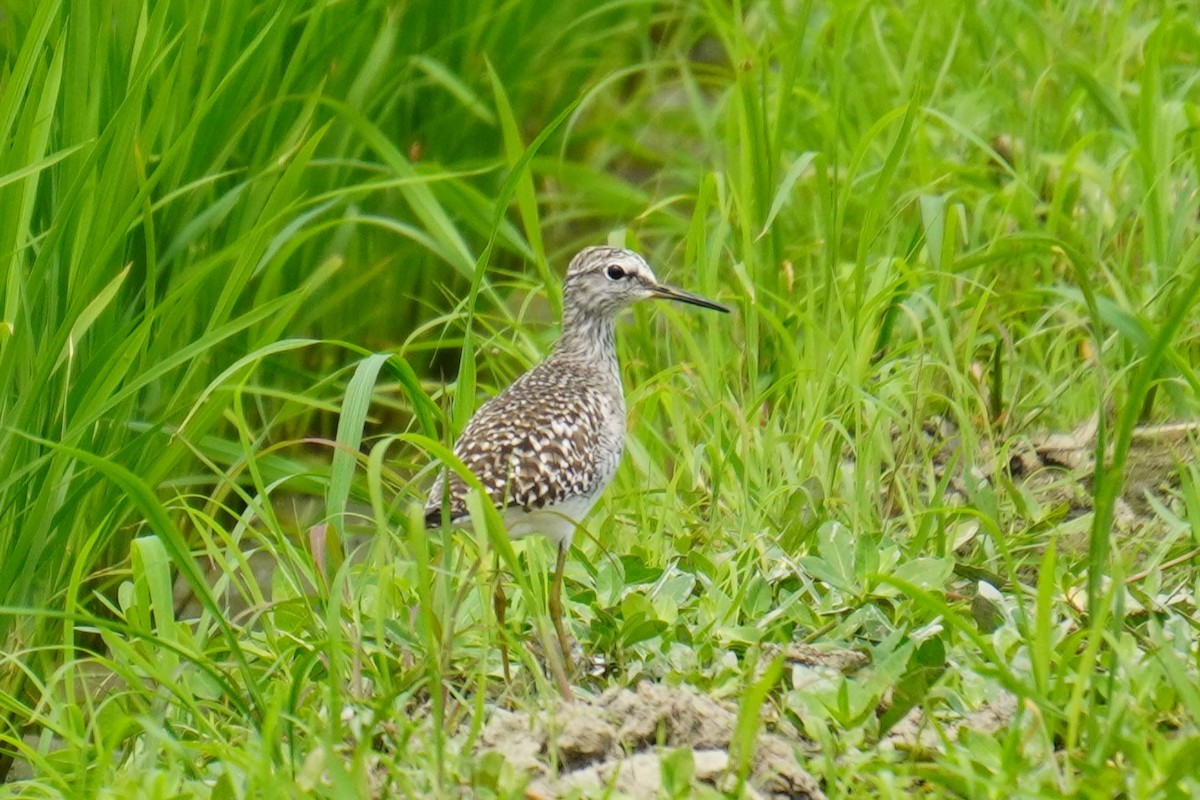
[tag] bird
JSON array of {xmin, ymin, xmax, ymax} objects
[{"xmin": 425, "ymin": 245, "xmax": 728, "ymax": 699}]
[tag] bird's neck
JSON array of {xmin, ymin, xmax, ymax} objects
[{"xmin": 552, "ymin": 305, "xmax": 620, "ymax": 382}]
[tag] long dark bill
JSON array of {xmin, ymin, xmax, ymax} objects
[{"xmin": 651, "ymin": 284, "xmax": 730, "ymax": 313}]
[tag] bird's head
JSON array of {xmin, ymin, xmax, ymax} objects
[{"xmin": 562, "ymin": 246, "xmax": 728, "ymax": 319}]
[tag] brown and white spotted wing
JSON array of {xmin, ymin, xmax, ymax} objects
[{"xmin": 424, "ymin": 358, "xmax": 624, "ymax": 528}]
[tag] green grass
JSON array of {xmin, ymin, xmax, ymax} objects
[{"xmin": 2, "ymin": 0, "xmax": 1200, "ymax": 797}]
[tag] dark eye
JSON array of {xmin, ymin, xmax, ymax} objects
[{"xmin": 605, "ymin": 265, "xmax": 626, "ymax": 280}]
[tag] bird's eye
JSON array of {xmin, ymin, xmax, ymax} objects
[{"xmin": 605, "ymin": 265, "xmax": 626, "ymax": 280}]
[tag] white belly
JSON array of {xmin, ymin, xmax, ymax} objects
[{"xmin": 503, "ymin": 492, "xmax": 601, "ymax": 548}]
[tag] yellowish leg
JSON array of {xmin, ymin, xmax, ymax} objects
[
  {"xmin": 547, "ymin": 542, "xmax": 574, "ymax": 700},
  {"xmin": 492, "ymin": 555, "xmax": 511, "ymax": 683}
]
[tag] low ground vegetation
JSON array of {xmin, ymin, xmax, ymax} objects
[{"xmin": 1, "ymin": 1, "xmax": 1198, "ymax": 797}]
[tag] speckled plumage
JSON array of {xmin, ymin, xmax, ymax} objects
[
  {"xmin": 423, "ymin": 245, "xmax": 727, "ymax": 698},
  {"xmin": 423, "ymin": 353, "xmax": 625, "ymax": 542},
  {"xmin": 425, "ymin": 246, "xmax": 727, "ymax": 541}
]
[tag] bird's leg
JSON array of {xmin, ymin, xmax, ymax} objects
[
  {"xmin": 549, "ymin": 541, "xmax": 573, "ymax": 675},
  {"xmin": 545, "ymin": 540, "xmax": 574, "ymax": 701},
  {"xmin": 492, "ymin": 553, "xmax": 511, "ymax": 683}
]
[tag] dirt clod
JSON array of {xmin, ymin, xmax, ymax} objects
[
  {"xmin": 479, "ymin": 707, "xmax": 544, "ymax": 774},
  {"xmin": 774, "ymin": 643, "xmax": 869, "ymax": 674},
  {"xmin": 556, "ymin": 713, "xmax": 616, "ymax": 766},
  {"xmin": 603, "ymin": 681, "xmax": 735, "ymax": 751},
  {"xmin": 693, "ymin": 748, "xmax": 730, "ymax": 781},
  {"xmin": 885, "ymin": 690, "xmax": 1019, "ymax": 755},
  {"xmin": 478, "ymin": 680, "xmax": 825, "ymax": 799}
]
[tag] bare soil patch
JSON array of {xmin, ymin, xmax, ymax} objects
[{"xmin": 479, "ymin": 680, "xmax": 826, "ymax": 799}]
